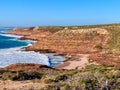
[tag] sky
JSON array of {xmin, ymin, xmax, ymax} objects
[{"xmin": 0, "ymin": 0, "xmax": 120, "ymax": 27}]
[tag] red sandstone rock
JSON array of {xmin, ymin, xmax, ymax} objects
[{"xmin": 9, "ymin": 27, "xmax": 120, "ymax": 67}]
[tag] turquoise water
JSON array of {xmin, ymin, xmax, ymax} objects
[
  {"xmin": 0, "ymin": 28, "xmax": 29, "ymax": 49},
  {"xmin": 0, "ymin": 27, "xmax": 64, "ymax": 68}
]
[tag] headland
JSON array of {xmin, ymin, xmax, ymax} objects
[{"xmin": 1, "ymin": 24, "xmax": 120, "ymax": 89}]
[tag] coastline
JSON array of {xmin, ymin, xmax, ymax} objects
[
  {"xmin": 6, "ymin": 25, "xmax": 120, "ymax": 69},
  {"xmin": 8, "ymin": 27, "xmax": 95, "ymax": 70},
  {"xmin": 1, "ymin": 25, "xmax": 120, "ymax": 89},
  {"xmin": 0, "ymin": 33, "xmax": 52, "ymax": 68},
  {"xmin": 4, "ymin": 32, "xmax": 65, "ymax": 68}
]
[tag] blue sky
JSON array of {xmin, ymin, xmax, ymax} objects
[{"xmin": 0, "ymin": 0, "xmax": 120, "ymax": 27}]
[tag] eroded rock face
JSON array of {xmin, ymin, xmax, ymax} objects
[
  {"xmin": 9, "ymin": 27, "xmax": 109, "ymax": 54},
  {"xmin": 9, "ymin": 27, "xmax": 52, "ymax": 40},
  {"xmin": 25, "ymin": 27, "xmax": 109, "ymax": 55},
  {"xmin": 10, "ymin": 26, "xmax": 120, "ymax": 67}
]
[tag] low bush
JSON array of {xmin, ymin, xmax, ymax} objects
[
  {"xmin": 55, "ymin": 74, "xmax": 68, "ymax": 82},
  {"xmin": 94, "ymin": 45, "xmax": 103, "ymax": 49},
  {"xmin": 10, "ymin": 71, "xmax": 42, "ymax": 81},
  {"xmin": 0, "ymin": 70, "xmax": 42, "ymax": 81}
]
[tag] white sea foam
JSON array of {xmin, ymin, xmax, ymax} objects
[
  {"xmin": 45, "ymin": 53, "xmax": 65, "ymax": 66},
  {"xmin": 0, "ymin": 33, "xmax": 35, "ymax": 47},
  {"xmin": 0, "ymin": 29, "xmax": 52, "ymax": 68},
  {"xmin": 0, "ymin": 48, "xmax": 50, "ymax": 68},
  {"xmin": 0, "ymin": 33, "xmax": 64, "ymax": 68},
  {"xmin": 0, "ymin": 31, "xmax": 5, "ymax": 33},
  {"xmin": 0, "ymin": 34, "xmax": 23, "ymax": 38}
]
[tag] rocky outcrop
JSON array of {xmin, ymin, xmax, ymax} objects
[
  {"xmin": 10, "ymin": 26, "xmax": 120, "ymax": 68},
  {"xmin": 8, "ymin": 27, "xmax": 52, "ymax": 40},
  {"xmin": 1, "ymin": 63, "xmax": 54, "ymax": 71},
  {"xmin": 25, "ymin": 27, "xmax": 109, "ymax": 55}
]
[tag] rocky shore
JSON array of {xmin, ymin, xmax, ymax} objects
[
  {"xmin": 8, "ymin": 25, "xmax": 120, "ymax": 69},
  {"xmin": 2, "ymin": 24, "xmax": 120, "ymax": 89}
]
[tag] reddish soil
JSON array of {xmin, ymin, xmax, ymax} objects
[
  {"xmin": 89, "ymin": 53, "xmax": 120, "ymax": 66},
  {"xmin": 8, "ymin": 27, "xmax": 120, "ymax": 69},
  {"xmin": 1, "ymin": 63, "xmax": 54, "ymax": 71}
]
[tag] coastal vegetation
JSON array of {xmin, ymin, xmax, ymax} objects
[
  {"xmin": 4, "ymin": 23, "xmax": 120, "ymax": 89},
  {"xmin": 32, "ymin": 24, "xmax": 120, "ymax": 51},
  {"xmin": 41, "ymin": 64, "xmax": 120, "ymax": 90},
  {"xmin": 0, "ymin": 70, "xmax": 42, "ymax": 81},
  {"xmin": 1, "ymin": 64, "xmax": 120, "ymax": 89}
]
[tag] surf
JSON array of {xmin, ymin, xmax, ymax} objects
[{"xmin": 0, "ymin": 27, "xmax": 64, "ymax": 68}]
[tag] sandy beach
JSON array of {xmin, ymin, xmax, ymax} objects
[{"xmin": 56, "ymin": 54, "xmax": 89, "ymax": 70}]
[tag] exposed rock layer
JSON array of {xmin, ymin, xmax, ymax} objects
[{"xmin": 8, "ymin": 26, "xmax": 120, "ymax": 69}]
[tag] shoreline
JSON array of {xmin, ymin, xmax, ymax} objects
[
  {"xmin": 8, "ymin": 27, "xmax": 94, "ymax": 70},
  {"xmin": 7, "ymin": 26, "xmax": 120, "ymax": 69},
  {"xmin": 0, "ymin": 33, "xmax": 51, "ymax": 68},
  {"xmin": 2, "ymin": 32, "xmax": 65, "ymax": 68},
  {"xmin": 1, "ymin": 25, "xmax": 120, "ymax": 89}
]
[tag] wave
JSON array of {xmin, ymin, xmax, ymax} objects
[
  {"xmin": 0, "ymin": 27, "xmax": 13, "ymax": 34},
  {"xmin": 0, "ymin": 39, "xmax": 30, "ymax": 49},
  {"xmin": 45, "ymin": 53, "xmax": 65, "ymax": 66},
  {"xmin": 0, "ymin": 31, "xmax": 5, "ymax": 34},
  {"xmin": 0, "ymin": 33, "xmax": 51, "ymax": 68},
  {"xmin": 0, "ymin": 31, "xmax": 64, "ymax": 68},
  {"xmin": 0, "ymin": 48, "xmax": 51, "ymax": 68},
  {"xmin": 0, "ymin": 33, "xmax": 23, "ymax": 38},
  {"xmin": 0, "ymin": 33, "xmax": 34, "ymax": 49}
]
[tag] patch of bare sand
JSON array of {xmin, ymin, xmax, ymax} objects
[
  {"xmin": 0, "ymin": 80, "xmax": 45, "ymax": 90},
  {"xmin": 56, "ymin": 54, "xmax": 89, "ymax": 70}
]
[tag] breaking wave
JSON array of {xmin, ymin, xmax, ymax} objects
[
  {"xmin": 0, "ymin": 28, "xmax": 64, "ymax": 68},
  {"xmin": 0, "ymin": 48, "xmax": 51, "ymax": 68}
]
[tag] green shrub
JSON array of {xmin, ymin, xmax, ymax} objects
[
  {"xmin": 12, "ymin": 71, "xmax": 42, "ymax": 81},
  {"xmin": 55, "ymin": 74, "xmax": 68, "ymax": 81},
  {"xmin": 94, "ymin": 45, "xmax": 103, "ymax": 49},
  {"xmin": 0, "ymin": 70, "xmax": 7, "ymax": 74},
  {"xmin": 26, "ymin": 71, "xmax": 42, "ymax": 80},
  {"xmin": 0, "ymin": 70, "xmax": 42, "ymax": 81},
  {"xmin": 106, "ymin": 73, "xmax": 114, "ymax": 79},
  {"xmin": 2, "ymin": 71, "xmax": 16, "ymax": 80}
]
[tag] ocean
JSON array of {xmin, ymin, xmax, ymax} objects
[{"xmin": 0, "ymin": 27, "xmax": 64, "ymax": 68}]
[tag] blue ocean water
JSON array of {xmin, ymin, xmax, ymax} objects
[
  {"xmin": 0, "ymin": 27, "xmax": 29, "ymax": 49},
  {"xmin": 0, "ymin": 27, "xmax": 64, "ymax": 68}
]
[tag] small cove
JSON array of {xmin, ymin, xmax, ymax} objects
[{"xmin": 0, "ymin": 27, "xmax": 65, "ymax": 68}]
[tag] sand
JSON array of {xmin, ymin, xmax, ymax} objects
[{"xmin": 56, "ymin": 54, "xmax": 89, "ymax": 70}]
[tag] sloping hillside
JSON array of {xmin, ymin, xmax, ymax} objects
[{"xmin": 9, "ymin": 24, "xmax": 120, "ymax": 67}]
